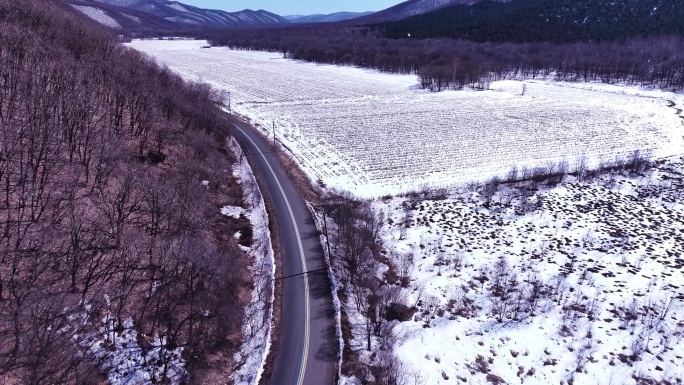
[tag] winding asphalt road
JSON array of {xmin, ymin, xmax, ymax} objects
[{"xmin": 222, "ymin": 115, "xmax": 336, "ymax": 385}]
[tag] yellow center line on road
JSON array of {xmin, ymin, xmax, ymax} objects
[{"xmin": 231, "ymin": 122, "xmax": 311, "ymax": 385}]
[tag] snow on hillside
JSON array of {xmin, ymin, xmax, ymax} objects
[
  {"xmin": 69, "ymin": 299, "xmax": 188, "ymax": 385},
  {"xmin": 209, "ymin": 10, "xmax": 237, "ymax": 22},
  {"xmin": 236, "ymin": 12, "xmax": 258, "ymax": 22},
  {"xmin": 122, "ymin": 13, "xmax": 141, "ymax": 23},
  {"xmin": 400, "ymin": 0, "xmax": 469, "ymax": 17},
  {"xmin": 286, "ymin": 12, "xmax": 374, "ymax": 23},
  {"xmin": 166, "ymin": 2, "xmax": 190, "ymax": 12},
  {"xmin": 369, "ymin": 161, "xmax": 684, "ymax": 385},
  {"xmin": 72, "ymin": 5, "xmax": 122, "ymax": 29},
  {"xmin": 257, "ymin": 13, "xmax": 283, "ymax": 23},
  {"xmin": 370, "ymin": 0, "xmax": 476, "ymax": 21},
  {"xmin": 164, "ymin": 16, "xmax": 200, "ymax": 24},
  {"xmin": 93, "ymin": 0, "xmax": 140, "ymax": 7},
  {"xmin": 129, "ymin": 41, "xmax": 684, "ymax": 199}
]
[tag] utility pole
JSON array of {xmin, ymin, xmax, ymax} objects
[{"xmin": 273, "ymin": 121, "xmax": 276, "ymax": 147}]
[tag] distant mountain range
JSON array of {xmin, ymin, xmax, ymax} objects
[
  {"xmin": 65, "ymin": 0, "xmax": 527, "ymax": 35},
  {"xmin": 284, "ymin": 12, "xmax": 374, "ymax": 23},
  {"xmin": 65, "ymin": 0, "xmax": 288, "ymax": 32},
  {"xmin": 281, "ymin": 0, "xmax": 487, "ymax": 26},
  {"xmin": 354, "ymin": 0, "xmax": 479, "ymax": 23}
]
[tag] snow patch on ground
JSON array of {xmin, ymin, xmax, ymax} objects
[
  {"xmin": 69, "ymin": 298, "xmax": 187, "ymax": 385},
  {"xmin": 221, "ymin": 205, "xmax": 247, "ymax": 219},
  {"xmin": 227, "ymin": 137, "xmax": 276, "ymax": 385},
  {"xmin": 71, "ymin": 5, "xmax": 121, "ymax": 29}
]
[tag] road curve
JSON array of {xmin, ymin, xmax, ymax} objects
[{"xmin": 223, "ymin": 115, "xmax": 336, "ymax": 385}]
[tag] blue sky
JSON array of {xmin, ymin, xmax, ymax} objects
[{"xmin": 178, "ymin": 0, "xmax": 401, "ymax": 15}]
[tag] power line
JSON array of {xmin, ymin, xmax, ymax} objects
[
  {"xmin": 275, "ymin": 267, "xmax": 328, "ymax": 281},
  {"xmin": 242, "ymin": 149, "xmax": 275, "ymax": 157}
]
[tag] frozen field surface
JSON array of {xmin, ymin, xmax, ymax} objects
[{"xmin": 130, "ymin": 40, "xmax": 684, "ymax": 198}]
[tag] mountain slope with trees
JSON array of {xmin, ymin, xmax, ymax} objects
[
  {"xmin": 65, "ymin": 0, "xmax": 288, "ymax": 33},
  {"xmin": 373, "ymin": 0, "xmax": 684, "ymax": 42},
  {"xmin": 95, "ymin": 0, "xmax": 288, "ymax": 25},
  {"xmin": 0, "ymin": 0, "xmax": 252, "ymax": 383},
  {"xmin": 353, "ymin": 0, "xmax": 479, "ymax": 23},
  {"xmin": 284, "ymin": 12, "xmax": 373, "ymax": 23}
]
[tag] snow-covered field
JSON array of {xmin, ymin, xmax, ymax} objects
[
  {"xmin": 130, "ymin": 40, "xmax": 684, "ymax": 198},
  {"xmin": 370, "ymin": 160, "xmax": 684, "ymax": 385}
]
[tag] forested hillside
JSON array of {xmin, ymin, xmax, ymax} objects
[
  {"xmin": 373, "ymin": 0, "xmax": 684, "ymax": 42},
  {"xmin": 71, "ymin": 0, "xmax": 288, "ymax": 28},
  {"xmin": 0, "ymin": 0, "xmax": 248, "ymax": 383},
  {"xmin": 354, "ymin": 0, "xmax": 476, "ymax": 23},
  {"xmin": 212, "ymin": 26, "xmax": 684, "ymax": 92}
]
